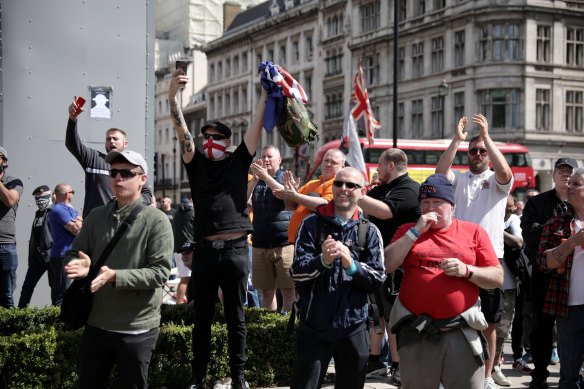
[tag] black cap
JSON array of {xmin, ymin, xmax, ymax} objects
[
  {"xmin": 201, "ymin": 121, "xmax": 231, "ymax": 138},
  {"xmin": 32, "ymin": 185, "xmax": 50, "ymax": 195},
  {"xmin": 555, "ymin": 157, "xmax": 578, "ymax": 170},
  {"xmin": 179, "ymin": 242, "xmax": 195, "ymax": 252}
]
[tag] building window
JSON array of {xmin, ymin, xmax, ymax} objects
[
  {"xmin": 225, "ymin": 94, "xmax": 231, "ymax": 116},
  {"xmin": 399, "ymin": 0, "xmax": 407, "ymax": 21},
  {"xmin": 210, "ymin": 97, "xmax": 215, "ymax": 119},
  {"xmin": 242, "ymin": 52, "xmax": 248, "ymax": 72},
  {"xmin": 566, "ymin": 27, "xmax": 584, "ymax": 67},
  {"xmin": 280, "ymin": 44, "xmax": 286, "ymax": 66},
  {"xmin": 218, "ymin": 95, "xmax": 223, "ymax": 117},
  {"xmin": 158, "ymin": 129, "xmax": 162, "ymax": 144},
  {"xmin": 217, "ymin": 62, "xmax": 223, "ymax": 80},
  {"xmin": 328, "ymin": 15, "xmax": 343, "ymax": 37},
  {"xmin": 412, "ymin": 99, "xmax": 424, "ymax": 138},
  {"xmin": 210, "ymin": 64, "xmax": 215, "ymax": 82},
  {"xmin": 454, "ymin": 92, "xmax": 465, "ymax": 121},
  {"xmin": 455, "ymin": 30, "xmax": 465, "ymax": 67},
  {"xmin": 325, "ymin": 92, "xmax": 343, "ymax": 119},
  {"xmin": 361, "ymin": 1, "xmax": 380, "ymax": 33},
  {"xmin": 165, "ymin": 128, "xmax": 169, "ymax": 142},
  {"xmin": 364, "ymin": 54, "xmax": 379, "ymax": 86},
  {"xmin": 535, "ymin": 89, "xmax": 550, "ymax": 131},
  {"xmin": 242, "ymin": 89, "xmax": 248, "ymax": 112},
  {"xmin": 158, "ymin": 101, "xmax": 162, "ymax": 115},
  {"xmin": 268, "ymin": 49, "xmax": 274, "ymax": 62},
  {"xmin": 256, "ymin": 53, "xmax": 262, "ymax": 68},
  {"xmin": 431, "ymin": 36, "xmax": 444, "ymax": 73},
  {"xmin": 412, "ymin": 42, "xmax": 424, "ymax": 78},
  {"xmin": 305, "ymin": 75, "xmax": 313, "ymax": 99},
  {"xmin": 398, "ymin": 102, "xmax": 404, "ymax": 138},
  {"xmin": 536, "ymin": 25, "xmax": 551, "ymax": 63},
  {"xmin": 165, "ymin": 99, "xmax": 169, "ymax": 113},
  {"xmin": 414, "ymin": 0, "xmax": 425, "ymax": 17},
  {"xmin": 433, "ymin": 0, "xmax": 445, "ymax": 10},
  {"xmin": 399, "ymin": 47, "xmax": 405, "ymax": 81},
  {"xmin": 293, "ymin": 41, "xmax": 300, "ymax": 62},
  {"xmin": 306, "ymin": 35, "xmax": 313, "ymax": 59},
  {"xmin": 566, "ymin": 90, "xmax": 583, "ymax": 132},
  {"xmin": 233, "ymin": 55, "xmax": 239, "ymax": 75},
  {"xmin": 225, "ymin": 59, "xmax": 231, "ymax": 78},
  {"xmin": 326, "ymin": 49, "xmax": 343, "ymax": 77},
  {"xmin": 479, "ymin": 89, "xmax": 520, "ymax": 129},
  {"xmin": 431, "ymin": 96, "xmax": 444, "ymax": 138},
  {"xmin": 480, "ymin": 23, "xmax": 522, "ymax": 62},
  {"xmin": 234, "ymin": 91, "xmax": 239, "ymax": 114}
]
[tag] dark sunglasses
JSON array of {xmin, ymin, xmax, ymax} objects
[
  {"xmin": 468, "ymin": 148, "xmax": 488, "ymax": 156},
  {"xmin": 67, "ymin": 190, "xmax": 75, "ymax": 195},
  {"xmin": 203, "ymin": 133, "xmax": 227, "ymax": 141},
  {"xmin": 333, "ymin": 180, "xmax": 362, "ymax": 189},
  {"xmin": 505, "ymin": 209, "xmax": 516, "ymax": 214},
  {"xmin": 109, "ymin": 169, "xmax": 141, "ymax": 179}
]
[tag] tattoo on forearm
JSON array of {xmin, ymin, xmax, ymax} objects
[
  {"xmin": 552, "ymin": 247, "xmax": 565, "ymax": 265},
  {"xmin": 180, "ymin": 132, "xmax": 193, "ymax": 155},
  {"xmin": 169, "ymin": 101, "xmax": 184, "ymax": 127}
]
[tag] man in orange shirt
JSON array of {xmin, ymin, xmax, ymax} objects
[{"xmin": 274, "ymin": 149, "xmax": 345, "ymax": 244}]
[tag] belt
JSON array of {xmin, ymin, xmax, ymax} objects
[{"xmin": 196, "ymin": 235, "xmax": 248, "ymax": 250}]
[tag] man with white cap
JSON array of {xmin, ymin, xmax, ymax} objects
[
  {"xmin": 64, "ymin": 149, "xmax": 173, "ymax": 389},
  {"xmin": 0, "ymin": 146, "xmax": 23, "ymax": 308}
]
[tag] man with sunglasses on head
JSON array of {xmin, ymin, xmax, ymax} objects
[
  {"xmin": 290, "ymin": 167, "xmax": 385, "ymax": 389},
  {"xmin": 66, "ymin": 99, "xmax": 153, "ymax": 217},
  {"xmin": 48, "ymin": 184, "xmax": 82, "ymax": 306},
  {"xmin": 169, "ymin": 69, "xmax": 266, "ymax": 389},
  {"xmin": 64, "ymin": 150, "xmax": 173, "ymax": 389},
  {"xmin": 436, "ymin": 114, "xmax": 513, "ymax": 389}
]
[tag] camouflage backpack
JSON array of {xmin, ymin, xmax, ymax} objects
[{"xmin": 276, "ymin": 97, "xmax": 319, "ymax": 147}]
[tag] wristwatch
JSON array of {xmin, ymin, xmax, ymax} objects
[{"xmin": 466, "ymin": 265, "xmax": 475, "ymax": 280}]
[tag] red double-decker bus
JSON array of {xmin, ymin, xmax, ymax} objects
[{"xmin": 307, "ymin": 138, "xmax": 535, "ymax": 197}]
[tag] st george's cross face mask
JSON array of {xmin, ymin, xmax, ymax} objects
[{"xmin": 203, "ymin": 138, "xmax": 227, "ymax": 160}]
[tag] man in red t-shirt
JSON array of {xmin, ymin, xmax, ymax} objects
[{"xmin": 385, "ymin": 174, "xmax": 503, "ymax": 389}]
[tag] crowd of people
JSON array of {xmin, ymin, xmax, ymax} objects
[{"xmin": 0, "ymin": 69, "xmax": 581, "ymax": 389}]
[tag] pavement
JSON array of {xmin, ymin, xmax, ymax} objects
[{"xmin": 266, "ymin": 339, "xmax": 562, "ymax": 388}]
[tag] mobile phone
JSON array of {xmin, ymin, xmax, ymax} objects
[
  {"xmin": 176, "ymin": 60, "xmax": 187, "ymax": 84},
  {"xmin": 75, "ymin": 97, "xmax": 86, "ymax": 114}
]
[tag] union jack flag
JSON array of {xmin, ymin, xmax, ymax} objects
[{"xmin": 350, "ymin": 61, "xmax": 380, "ymax": 145}]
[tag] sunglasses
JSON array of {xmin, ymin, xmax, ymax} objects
[
  {"xmin": 333, "ymin": 180, "xmax": 362, "ymax": 190},
  {"xmin": 109, "ymin": 169, "xmax": 141, "ymax": 179},
  {"xmin": 505, "ymin": 209, "xmax": 516, "ymax": 214},
  {"xmin": 67, "ymin": 190, "xmax": 75, "ymax": 195},
  {"xmin": 468, "ymin": 148, "xmax": 488, "ymax": 156},
  {"xmin": 203, "ymin": 133, "xmax": 227, "ymax": 141}
]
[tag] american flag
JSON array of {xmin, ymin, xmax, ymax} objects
[{"xmin": 350, "ymin": 61, "xmax": 380, "ymax": 145}]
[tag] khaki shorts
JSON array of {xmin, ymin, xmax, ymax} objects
[{"xmin": 252, "ymin": 245, "xmax": 295, "ymax": 290}]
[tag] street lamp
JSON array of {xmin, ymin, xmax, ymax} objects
[{"xmin": 438, "ymin": 78, "xmax": 449, "ymax": 139}]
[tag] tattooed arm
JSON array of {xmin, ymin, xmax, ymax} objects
[{"xmin": 169, "ymin": 69, "xmax": 194, "ymax": 164}]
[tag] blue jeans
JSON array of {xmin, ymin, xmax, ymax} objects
[
  {"xmin": 556, "ymin": 305, "xmax": 584, "ymax": 389},
  {"xmin": 0, "ymin": 244, "xmax": 18, "ymax": 308},
  {"xmin": 48, "ymin": 258, "xmax": 70, "ymax": 306}
]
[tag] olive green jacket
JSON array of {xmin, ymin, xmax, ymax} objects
[{"xmin": 65, "ymin": 198, "xmax": 173, "ymax": 331}]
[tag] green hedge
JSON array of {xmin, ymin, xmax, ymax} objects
[{"xmin": 0, "ymin": 305, "xmax": 295, "ymax": 389}]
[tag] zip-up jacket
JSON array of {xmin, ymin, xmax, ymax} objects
[
  {"xmin": 251, "ymin": 169, "xmax": 292, "ymax": 248},
  {"xmin": 290, "ymin": 201, "xmax": 385, "ymax": 342},
  {"xmin": 66, "ymin": 119, "xmax": 153, "ymax": 218}
]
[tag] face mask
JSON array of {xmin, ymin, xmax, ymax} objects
[
  {"xmin": 203, "ymin": 139, "xmax": 227, "ymax": 160},
  {"xmin": 35, "ymin": 194, "xmax": 51, "ymax": 210}
]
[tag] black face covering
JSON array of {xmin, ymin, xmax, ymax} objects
[
  {"xmin": 35, "ymin": 194, "xmax": 51, "ymax": 211},
  {"xmin": 0, "ymin": 164, "xmax": 4, "ymax": 175}
]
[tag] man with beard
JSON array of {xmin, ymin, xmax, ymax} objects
[
  {"xmin": 66, "ymin": 98, "xmax": 153, "ymax": 217},
  {"xmin": 18, "ymin": 185, "xmax": 53, "ymax": 307},
  {"xmin": 436, "ymin": 114, "xmax": 513, "ymax": 389},
  {"xmin": 169, "ymin": 69, "xmax": 266, "ymax": 389}
]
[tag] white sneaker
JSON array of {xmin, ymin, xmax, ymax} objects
[
  {"xmin": 484, "ymin": 377, "xmax": 499, "ymax": 389},
  {"xmin": 492, "ymin": 366, "xmax": 511, "ymax": 386}
]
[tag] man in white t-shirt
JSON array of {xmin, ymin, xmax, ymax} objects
[{"xmin": 436, "ymin": 114, "xmax": 513, "ymax": 389}]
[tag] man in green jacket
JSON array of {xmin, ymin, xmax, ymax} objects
[{"xmin": 64, "ymin": 149, "xmax": 173, "ymax": 389}]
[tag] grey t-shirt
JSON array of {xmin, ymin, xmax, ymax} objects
[{"xmin": 0, "ymin": 173, "xmax": 23, "ymax": 244}]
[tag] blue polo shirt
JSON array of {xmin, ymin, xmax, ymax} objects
[{"xmin": 49, "ymin": 202, "xmax": 79, "ymax": 258}]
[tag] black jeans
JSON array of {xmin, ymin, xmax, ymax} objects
[
  {"xmin": 77, "ymin": 326, "xmax": 159, "ymax": 389},
  {"xmin": 47, "ymin": 257, "xmax": 70, "ymax": 306},
  {"xmin": 291, "ymin": 328, "xmax": 370, "ymax": 389},
  {"xmin": 529, "ymin": 266, "xmax": 556, "ymax": 383},
  {"xmin": 191, "ymin": 241, "xmax": 249, "ymax": 381},
  {"xmin": 18, "ymin": 251, "xmax": 49, "ymax": 307}
]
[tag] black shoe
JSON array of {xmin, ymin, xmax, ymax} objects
[
  {"xmin": 231, "ymin": 376, "xmax": 249, "ymax": 389},
  {"xmin": 528, "ymin": 379, "xmax": 548, "ymax": 389},
  {"xmin": 389, "ymin": 366, "xmax": 401, "ymax": 387},
  {"xmin": 366, "ymin": 360, "xmax": 388, "ymax": 377},
  {"xmin": 184, "ymin": 377, "xmax": 207, "ymax": 389}
]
